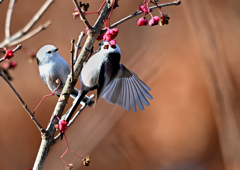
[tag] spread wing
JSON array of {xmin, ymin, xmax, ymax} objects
[{"xmin": 100, "ymin": 64, "xmax": 153, "ymax": 112}]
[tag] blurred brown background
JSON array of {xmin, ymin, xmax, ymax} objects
[{"xmin": 1, "ymin": 0, "xmax": 240, "ymax": 169}]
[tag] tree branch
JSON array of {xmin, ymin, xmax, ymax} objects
[
  {"xmin": 70, "ymin": 39, "xmax": 75, "ymax": 82},
  {"xmin": 5, "ymin": 0, "xmax": 16, "ymax": 40},
  {"xmin": 74, "ymin": 31, "xmax": 85, "ymax": 62},
  {"xmin": 21, "ymin": 0, "xmax": 54, "ymax": 35},
  {"xmin": 9, "ymin": 20, "xmax": 51, "ymax": 47},
  {"xmin": 73, "ymin": 0, "xmax": 93, "ymax": 30},
  {"xmin": 0, "ymin": 0, "xmax": 54, "ymax": 47},
  {"xmin": 0, "ymin": 68, "xmax": 44, "ymax": 134},
  {"xmin": 104, "ymin": 0, "xmax": 181, "ymax": 31}
]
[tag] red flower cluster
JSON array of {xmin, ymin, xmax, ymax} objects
[
  {"xmin": 55, "ymin": 120, "xmax": 68, "ymax": 134},
  {"xmin": 137, "ymin": 17, "xmax": 148, "ymax": 26},
  {"xmin": 137, "ymin": 1, "xmax": 170, "ymax": 27},
  {"xmin": 4, "ymin": 50, "xmax": 14, "ymax": 59},
  {"xmin": 0, "ymin": 60, "xmax": 17, "ymax": 69},
  {"xmin": 139, "ymin": 5, "xmax": 150, "ymax": 14},
  {"xmin": 103, "ymin": 28, "xmax": 119, "ymax": 42},
  {"xmin": 149, "ymin": 16, "xmax": 160, "ymax": 26},
  {"xmin": 85, "ymin": 27, "xmax": 118, "ymax": 45},
  {"xmin": 72, "ymin": 8, "xmax": 80, "ymax": 19}
]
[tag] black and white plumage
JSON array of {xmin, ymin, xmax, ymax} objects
[
  {"xmin": 36, "ymin": 45, "xmax": 79, "ymax": 98},
  {"xmin": 75, "ymin": 41, "xmax": 153, "ymax": 113}
]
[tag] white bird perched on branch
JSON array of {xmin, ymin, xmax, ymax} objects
[
  {"xmin": 66, "ymin": 41, "xmax": 153, "ymax": 121},
  {"xmin": 36, "ymin": 45, "xmax": 86, "ymax": 101}
]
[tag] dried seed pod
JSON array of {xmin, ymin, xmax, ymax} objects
[
  {"xmin": 56, "ymin": 78, "xmax": 61, "ymax": 84},
  {"xmin": 82, "ymin": 155, "xmax": 91, "ymax": 166}
]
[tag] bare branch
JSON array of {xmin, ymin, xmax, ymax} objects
[
  {"xmin": 9, "ymin": 20, "xmax": 51, "ymax": 47},
  {"xmin": 12, "ymin": 44, "xmax": 22, "ymax": 53},
  {"xmin": 70, "ymin": 39, "xmax": 75, "ymax": 82},
  {"xmin": 73, "ymin": 0, "xmax": 93, "ymax": 30},
  {"xmin": 0, "ymin": 44, "xmax": 22, "ymax": 63},
  {"xmin": 21, "ymin": 0, "xmax": 54, "ymax": 34},
  {"xmin": 0, "ymin": 68, "xmax": 44, "ymax": 133},
  {"xmin": 5, "ymin": 0, "xmax": 16, "ymax": 40},
  {"xmin": 106, "ymin": 0, "xmax": 181, "ymax": 31},
  {"xmin": 0, "ymin": 0, "xmax": 54, "ymax": 47},
  {"xmin": 74, "ymin": 31, "xmax": 85, "ymax": 62}
]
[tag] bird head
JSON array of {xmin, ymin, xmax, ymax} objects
[
  {"xmin": 99, "ymin": 41, "xmax": 121, "ymax": 55},
  {"xmin": 36, "ymin": 45, "xmax": 59, "ymax": 64}
]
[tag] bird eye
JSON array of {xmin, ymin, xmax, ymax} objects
[
  {"xmin": 54, "ymin": 48, "xmax": 58, "ymax": 52},
  {"xmin": 103, "ymin": 45, "xmax": 109, "ymax": 49},
  {"xmin": 47, "ymin": 51, "xmax": 51, "ymax": 54}
]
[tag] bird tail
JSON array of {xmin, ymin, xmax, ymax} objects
[
  {"xmin": 70, "ymin": 88, "xmax": 79, "ymax": 99},
  {"xmin": 65, "ymin": 90, "xmax": 88, "ymax": 122},
  {"xmin": 71, "ymin": 88, "xmax": 90, "ymax": 106}
]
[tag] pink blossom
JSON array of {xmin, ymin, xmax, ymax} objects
[
  {"xmin": 111, "ymin": 28, "xmax": 119, "ymax": 36},
  {"xmin": 110, "ymin": 39, "xmax": 116, "ymax": 46},
  {"xmin": 137, "ymin": 17, "xmax": 148, "ymax": 26},
  {"xmin": 96, "ymin": 34, "xmax": 104, "ymax": 41},
  {"xmin": 103, "ymin": 34, "xmax": 112, "ymax": 42},
  {"xmin": 58, "ymin": 120, "xmax": 68, "ymax": 133},
  {"xmin": 103, "ymin": 28, "xmax": 119, "ymax": 42},
  {"xmin": 149, "ymin": 16, "xmax": 159, "ymax": 26},
  {"xmin": 85, "ymin": 28, "xmax": 89, "ymax": 36},
  {"xmin": 139, "ymin": 5, "xmax": 149, "ymax": 14},
  {"xmin": 9, "ymin": 61, "xmax": 17, "ymax": 69},
  {"xmin": 4, "ymin": 50, "xmax": 14, "ymax": 59}
]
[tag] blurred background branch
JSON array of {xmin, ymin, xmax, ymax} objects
[
  {"xmin": 184, "ymin": 1, "xmax": 240, "ymax": 169},
  {"xmin": 0, "ymin": 0, "xmax": 54, "ymax": 48}
]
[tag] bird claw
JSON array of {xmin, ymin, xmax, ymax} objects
[{"xmin": 85, "ymin": 94, "xmax": 95, "ymax": 107}]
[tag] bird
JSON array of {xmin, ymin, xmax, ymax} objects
[
  {"xmin": 36, "ymin": 45, "xmax": 83, "ymax": 100},
  {"xmin": 65, "ymin": 41, "xmax": 153, "ymax": 122}
]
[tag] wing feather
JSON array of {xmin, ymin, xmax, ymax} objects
[
  {"xmin": 129, "ymin": 77, "xmax": 144, "ymax": 111},
  {"xmin": 100, "ymin": 64, "xmax": 152, "ymax": 112}
]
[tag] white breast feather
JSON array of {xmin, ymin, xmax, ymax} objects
[{"xmin": 81, "ymin": 51, "xmax": 107, "ymax": 87}]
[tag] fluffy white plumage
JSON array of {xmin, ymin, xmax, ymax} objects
[
  {"xmin": 80, "ymin": 41, "xmax": 152, "ymax": 112},
  {"xmin": 36, "ymin": 45, "xmax": 79, "ymax": 98}
]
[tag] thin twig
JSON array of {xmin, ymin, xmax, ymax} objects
[
  {"xmin": 21, "ymin": 0, "xmax": 54, "ymax": 35},
  {"xmin": 70, "ymin": 39, "xmax": 75, "ymax": 82},
  {"xmin": 0, "ymin": 69, "xmax": 44, "ymax": 133},
  {"xmin": 0, "ymin": 44, "xmax": 22, "ymax": 63},
  {"xmin": 73, "ymin": 0, "xmax": 93, "ymax": 30},
  {"xmin": 74, "ymin": 31, "xmax": 85, "ymax": 62},
  {"xmin": 12, "ymin": 44, "xmax": 22, "ymax": 52},
  {"xmin": 103, "ymin": 0, "xmax": 181, "ymax": 31},
  {"xmin": 9, "ymin": 20, "xmax": 51, "ymax": 47},
  {"xmin": 5, "ymin": 0, "xmax": 16, "ymax": 40}
]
